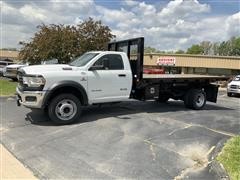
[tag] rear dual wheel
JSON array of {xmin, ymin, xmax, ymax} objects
[{"xmin": 184, "ymin": 89, "xmax": 206, "ymax": 110}]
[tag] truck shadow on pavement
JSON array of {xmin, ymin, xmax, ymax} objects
[{"xmin": 25, "ymin": 100, "xmax": 234, "ymax": 126}]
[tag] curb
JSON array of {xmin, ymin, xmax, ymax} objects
[
  {"xmin": 0, "ymin": 144, "xmax": 37, "ymax": 179},
  {"xmin": 0, "ymin": 95, "xmax": 16, "ymax": 100},
  {"xmin": 208, "ymin": 138, "xmax": 229, "ymax": 180}
]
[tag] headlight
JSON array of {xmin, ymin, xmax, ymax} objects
[{"xmin": 23, "ymin": 75, "xmax": 45, "ymax": 87}]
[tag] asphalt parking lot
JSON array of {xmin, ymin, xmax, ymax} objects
[{"xmin": 1, "ymin": 91, "xmax": 239, "ymax": 179}]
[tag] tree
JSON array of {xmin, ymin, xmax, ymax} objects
[
  {"xmin": 218, "ymin": 41, "xmax": 231, "ymax": 56},
  {"xmin": 212, "ymin": 42, "xmax": 220, "ymax": 55},
  {"xmin": 230, "ymin": 37, "xmax": 240, "ymax": 56},
  {"xmin": 144, "ymin": 46, "xmax": 163, "ymax": 53},
  {"xmin": 144, "ymin": 46, "xmax": 157, "ymax": 53},
  {"xmin": 20, "ymin": 24, "xmax": 79, "ymax": 64},
  {"xmin": 186, "ymin": 44, "xmax": 203, "ymax": 54},
  {"xmin": 217, "ymin": 37, "xmax": 240, "ymax": 56},
  {"xmin": 200, "ymin": 41, "xmax": 212, "ymax": 55},
  {"xmin": 77, "ymin": 18, "xmax": 115, "ymax": 53},
  {"xmin": 19, "ymin": 18, "xmax": 115, "ymax": 64},
  {"xmin": 175, "ymin": 50, "xmax": 185, "ymax": 54}
]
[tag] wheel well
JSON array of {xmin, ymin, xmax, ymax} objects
[{"xmin": 44, "ymin": 86, "xmax": 87, "ymax": 107}]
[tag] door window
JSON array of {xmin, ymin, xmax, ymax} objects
[{"xmin": 93, "ymin": 54, "xmax": 124, "ymax": 70}]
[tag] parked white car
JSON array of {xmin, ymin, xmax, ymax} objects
[
  {"xmin": 227, "ymin": 75, "xmax": 240, "ymax": 97},
  {"xmin": 0, "ymin": 61, "xmax": 14, "ymax": 76},
  {"xmin": 3, "ymin": 63, "xmax": 28, "ymax": 81}
]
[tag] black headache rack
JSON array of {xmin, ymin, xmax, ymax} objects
[
  {"xmin": 108, "ymin": 37, "xmax": 160, "ymax": 100},
  {"xmin": 108, "ymin": 37, "xmax": 144, "ymax": 90}
]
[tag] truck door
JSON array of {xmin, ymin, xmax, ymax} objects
[{"xmin": 88, "ymin": 54, "xmax": 130, "ymax": 103}]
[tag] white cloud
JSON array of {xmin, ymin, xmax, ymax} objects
[
  {"xmin": 1, "ymin": 24, "xmax": 32, "ymax": 49},
  {"xmin": 0, "ymin": 0, "xmax": 94, "ymax": 47},
  {"xmin": 122, "ymin": 0, "xmax": 138, "ymax": 7},
  {"xmin": 96, "ymin": 6, "xmax": 135, "ymax": 23},
  {"xmin": 1, "ymin": 0, "xmax": 239, "ymax": 51},
  {"xmin": 226, "ymin": 12, "xmax": 240, "ymax": 37},
  {"xmin": 160, "ymin": 0, "xmax": 210, "ymax": 17},
  {"xmin": 19, "ymin": 5, "xmax": 48, "ymax": 22},
  {"xmin": 98, "ymin": 0, "xmax": 238, "ymax": 51},
  {"xmin": 50, "ymin": 0, "xmax": 94, "ymax": 15}
]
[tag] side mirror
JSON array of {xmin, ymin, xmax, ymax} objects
[{"xmin": 89, "ymin": 65, "xmax": 104, "ymax": 71}]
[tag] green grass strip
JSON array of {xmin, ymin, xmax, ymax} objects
[
  {"xmin": 217, "ymin": 136, "xmax": 240, "ymax": 180},
  {"xmin": 0, "ymin": 79, "xmax": 17, "ymax": 96}
]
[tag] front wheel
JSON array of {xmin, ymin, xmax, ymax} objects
[
  {"xmin": 227, "ymin": 92, "xmax": 232, "ymax": 97},
  {"xmin": 184, "ymin": 89, "xmax": 206, "ymax": 110},
  {"xmin": 48, "ymin": 93, "xmax": 82, "ymax": 125}
]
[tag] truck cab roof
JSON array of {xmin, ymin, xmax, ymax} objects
[{"xmin": 88, "ymin": 51, "xmax": 127, "ymax": 55}]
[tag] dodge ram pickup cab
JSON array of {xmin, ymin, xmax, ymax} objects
[{"xmin": 16, "ymin": 37, "xmax": 228, "ymax": 124}]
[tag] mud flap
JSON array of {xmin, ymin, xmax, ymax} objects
[{"xmin": 204, "ymin": 84, "xmax": 219, "ymax": 103}]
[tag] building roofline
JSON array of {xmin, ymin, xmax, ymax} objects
[{"xmin": 144, "ymin": 53, "xmax": 240, "ymax": 60}]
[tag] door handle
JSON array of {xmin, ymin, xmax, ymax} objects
[{"xmin": 118, "ymin": 74, "xmax": 126, "ymax": 77}]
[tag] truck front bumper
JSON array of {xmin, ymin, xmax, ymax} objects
[{"xmin": 16, "ymin": 88, "xmax": 46, "ymax": 109}]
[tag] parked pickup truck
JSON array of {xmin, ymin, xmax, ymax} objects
[
  {"xmin": 4, "ymin": 63, "xmax": 28, "ymax": 81},
  {"xmin": 16, "ymin": 37, "xmax": 228, "ymax": 124},
  {"xmin": 227, "ymin": 75, "xmax": 240, "ymax": 96}
]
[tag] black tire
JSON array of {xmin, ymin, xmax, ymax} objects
[
  {"xmin": 48, "ymin": 93, "xmax": 82, "ymax": 125},
  {"xmin": 31, "ymin": 108, "xmax": 48, "ymax": 115},
  {"xmin": 156, "ymin": 96, "xmax": 169, "ymax": 103},
  {"xmin": 184, "ymin": 89, "xmax": 206, "ymax": 110},
  {"xmin": 11, "ymin": 78, "xmax": 18, "ymax": 81},
  {"xmin": 31, "ymin": 108, "xmax": 46, "ymax": 114},
  {"xmin": 184, "ymin": 94, "xmax": 191, "ymax": 108},
  {"xmin": 227, "ymin": 92, "xmax": 232, "ymax": 97},
  {"xmin": 43, "ymin": 106, "xmax": 48, "ymax": 115}
]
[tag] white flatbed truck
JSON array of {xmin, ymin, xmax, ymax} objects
[{"xmin": 16, "ymin": 37, "xmax": 228, "ymax": 124}]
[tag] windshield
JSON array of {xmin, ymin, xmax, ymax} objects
[
  {"xmin": 69, "ymin": 53, "xmax": 99, "ymax": 67},
  {"xmin": 42, "ymin": 59, "xmax": 58, "ymax": 64},
  {"xmin": 17, "ymin": 61, "xmax": 28, "ymax": 65}
]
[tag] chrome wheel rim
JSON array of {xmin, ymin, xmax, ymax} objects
[
  {"xmin": 55, "ymin": 99, "xmax": 77, "ymax": 121},
  {"xmin": 196, "ymin": 93, "xmax": 205, "ymax": 107}
]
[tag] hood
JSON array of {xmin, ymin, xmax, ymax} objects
[
  {"xmin": 6, "ymin": 64, "xmax": 27, "ymax": 68},
  {"xmin": 21, "ymin": 64, "xmax": 80, "ymax": 75},
  {"xmin": 229, "ymin": 80, "xmax": 240, "ymax": 86}
]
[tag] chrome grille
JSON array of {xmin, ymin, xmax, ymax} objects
[
  {"xmin": 17, "ymin": 70, "xmax": 25, "ymax": 89},
  {"xmin": 18, "ymin": 72, "xmax": 23, "ymax": 84},
  {"xmin": 6, "ymin": 67, "xmax": 17, "ymax": 73},
  {"xmin": 230, "ymin": 85, "xmax": 238, "ymax": 89}
]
